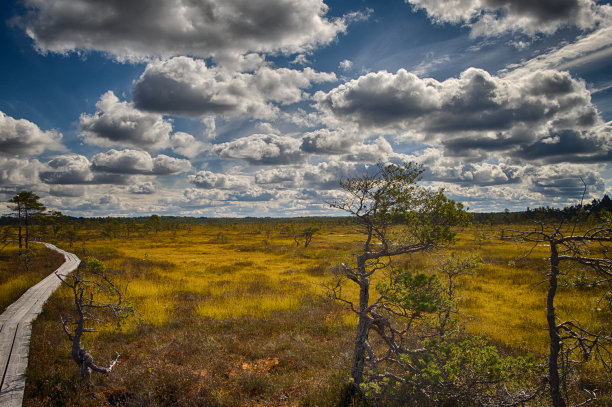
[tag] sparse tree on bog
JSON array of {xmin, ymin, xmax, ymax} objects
[
  {"xmin": 47, "ymin": 210, "xmax": 66, "ymax": 239},
  {"xmin": 8, "ymin": 191, "xmax": 46, "ymax": 252},
  {"xmin": 63, "ymin": 225, "xmax": 78, "ymax": 248},
  {"xmin": 293, "ymin": 225, "xmax": 320, "ymax": 248},
  {"xmin": 301, "ymin": 226, "xmax": 319, "ymax": 248},
  {"xmin": 125, "ymin": 218, "xmax": 138, "ymax": 238},
  {"xmin": 147, "ymin": 214, "xmax": 161, "ymax": 234},
  {"xmin": 327, "ymin": 162, "xmax": 469, "ymax": 387},
  {"xmin": 57, "ymin": 257, "xmax": 133, "ymax": 380},
  {"xmin": 0, "ymin": 226, "xmax": 12, "ymax": 252}
]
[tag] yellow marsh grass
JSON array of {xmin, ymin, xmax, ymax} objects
[
  {"xmin": 76, "ymin": 224, "xmax": 355, "ymax": 331},
  {"xmin": 0, "ymin": 244, "xmax": 65, "ymax": 312},
  {"xmin": 125, "ymin": 280, "xmax": 174, "ymax": 326},
  {"xmin": 453, "ymin": 226, "xmax": 611, "ymax": 354},
  {"xmin": 69, "ymin": 222, "xmax": 609, "ymax": 358},
  {"xmin": 458, "ymin": 263, "xmax": 547, "ymax": 352},
  {"xmin": 195, "ymin": 291, "xmax": 303, "ymax": 319},
  {"xmin": 137, "ymin": 297, "xmax": 171, "ymax": 327},
  {"xmin": 0, "ymin": 274, "xmax": 38, "ymax": 307}
]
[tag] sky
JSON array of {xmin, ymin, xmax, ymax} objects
[{"xmin": 0, "ymin": 0, "xmax": 611, "ymax": 217}]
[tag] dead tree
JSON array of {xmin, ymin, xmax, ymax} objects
[
  {"xmin": 56, "ymin": 257, "xmax": 132, "ymax": 379},
  {"xmin": 503, "ymin": 217, "xmax": 612, "ymax": 407}
]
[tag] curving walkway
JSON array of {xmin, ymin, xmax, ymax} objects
[{"xmin": 0, "ymin": 243, "xmax": 80, "ymax": 407}]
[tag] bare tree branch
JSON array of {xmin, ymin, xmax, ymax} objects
[{"xmin": 59, "ymin": 256, "xmax": 132, "ymax": 379}]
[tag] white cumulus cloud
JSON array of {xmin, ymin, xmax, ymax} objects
[
  {"xmin": 0, "ymin": 111, "xmax": 63, "ymax": 156},
  {"xmin": 129, "ymin": 182, "xmax": 156, "ymax": 194},
  {"xmin": 40, "ymin": 154, "xmax": 94, "ymax": 184},
  {"xmin": 189, "ymin": 170, "xmax": 250, "ymax": 190},
  {"xmin": 406, "ymin": 0, "xmax": 611, "ymax": 37},
  {"xmin": 316, "ymin": 67, "xmax": 608, "ymax": 163},
  {"xmin": 0, "ymin": 156, "xmax": 43, "ymax": 185},
  {"xmin": 170, "ymin": 132, "xmax": 207, "ymax": 159},
  {"xmin": 213, "ymin": 134, "xmax": 305, "ymax": 165},
  {"xmin": 80, "ymin": 91, "xmax": 173, "ymax": 150},
  {"xmin": 91, "ymin": 149, "xmax": 191, "ymax": 175},
  {"xmin": 133, "ymin": 57, "xmax": 336, "ymax": 118},
  {"xmin": 17, "ymin": 0, "xmax": 353, "ymax": 61}
]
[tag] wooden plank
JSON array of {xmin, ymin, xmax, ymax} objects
[{"xmin": 0, "ymin": 243, "xmax": 80, "ymax": 406}]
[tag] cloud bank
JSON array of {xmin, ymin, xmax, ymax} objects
[
  {"xmin": 316, "ymin": 67, "xmax": 608, "ymax": 163},
  {"xmin": 40, "ymin": 150, "xmax": 190, "ymax": 186},
  {"xmin": 133, "ymin": 57, "xmax": 336, "ymax": 118},
  {"xmin": 213, "ymin": 133, "xmax": 304, "ymax": 165},
  {"xmin": 80, "ymin": 91, "xmax": 174, "ymax": 150},
  {"xmin": 17, "ymin": 0, "xmax": 352, "ymax": 60},
  {"xmin": 407, "ymin": 0, "xmax": 611, "ymax": 36},
  {"xmin": 0, "ymin": 111, "xmax": 63, "ymax": 156}
]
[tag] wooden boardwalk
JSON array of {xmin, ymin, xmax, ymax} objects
[{"xmin": 0, "ymin": 244, "xmax": 80, "ymax": 407}]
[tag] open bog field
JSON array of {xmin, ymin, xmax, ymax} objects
[{"xmin": 21, "ymin": 220, "xmax": 612, "ymax": 406}]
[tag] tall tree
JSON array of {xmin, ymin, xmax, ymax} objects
[
  {"xmin": 8, "ymin": 191, "xmax": 46, "ymax": 251},
  {"xmin": 63, "ymin": 225, "xmax": 78, "ymax": 248},
  {"xmin": 147, "ymin": 214, "xmax": 161, "ymax": 234},
  {"xmin": 328, "ymin": 162, "xmax": 469, "ymax": 386},
  {"xmin": 125, "ymin": 218, "xmax": 138, "ymax": 238}
]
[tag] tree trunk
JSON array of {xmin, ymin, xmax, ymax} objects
[
  {"xmin": 24, "ymin": 209, "xmax": 29, "ymax": 250},
  {"xmin": 351, "ymin": 256, "xmax": 371, "ymax": 385},
  {"xmin": 17, "ymin": 207, "xmax": 23, "ymax": 252},
  {"xmin": 548, "ymin": 242, "xmax": 566, "ymax": 407}
]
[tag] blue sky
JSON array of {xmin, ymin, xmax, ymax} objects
[{"xmin": 1, "ymin": 0, "xmax": 611, "ymax": 217}]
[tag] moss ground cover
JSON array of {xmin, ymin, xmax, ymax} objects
[{"xmin": 20, "ymin": 220, "xmax": 611, "ymax": 405}]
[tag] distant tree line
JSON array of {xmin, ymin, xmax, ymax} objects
[
  {"xmin": 0, "ymin": 213, "xmax": 353, "ymax": 228},
  {"xmin": 472, "ymin": 194, "xmax": 612, "ymax": 225},
  {"xmin": 1, "ymin": 197, "xmax": 351, "ymax": 247}
]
